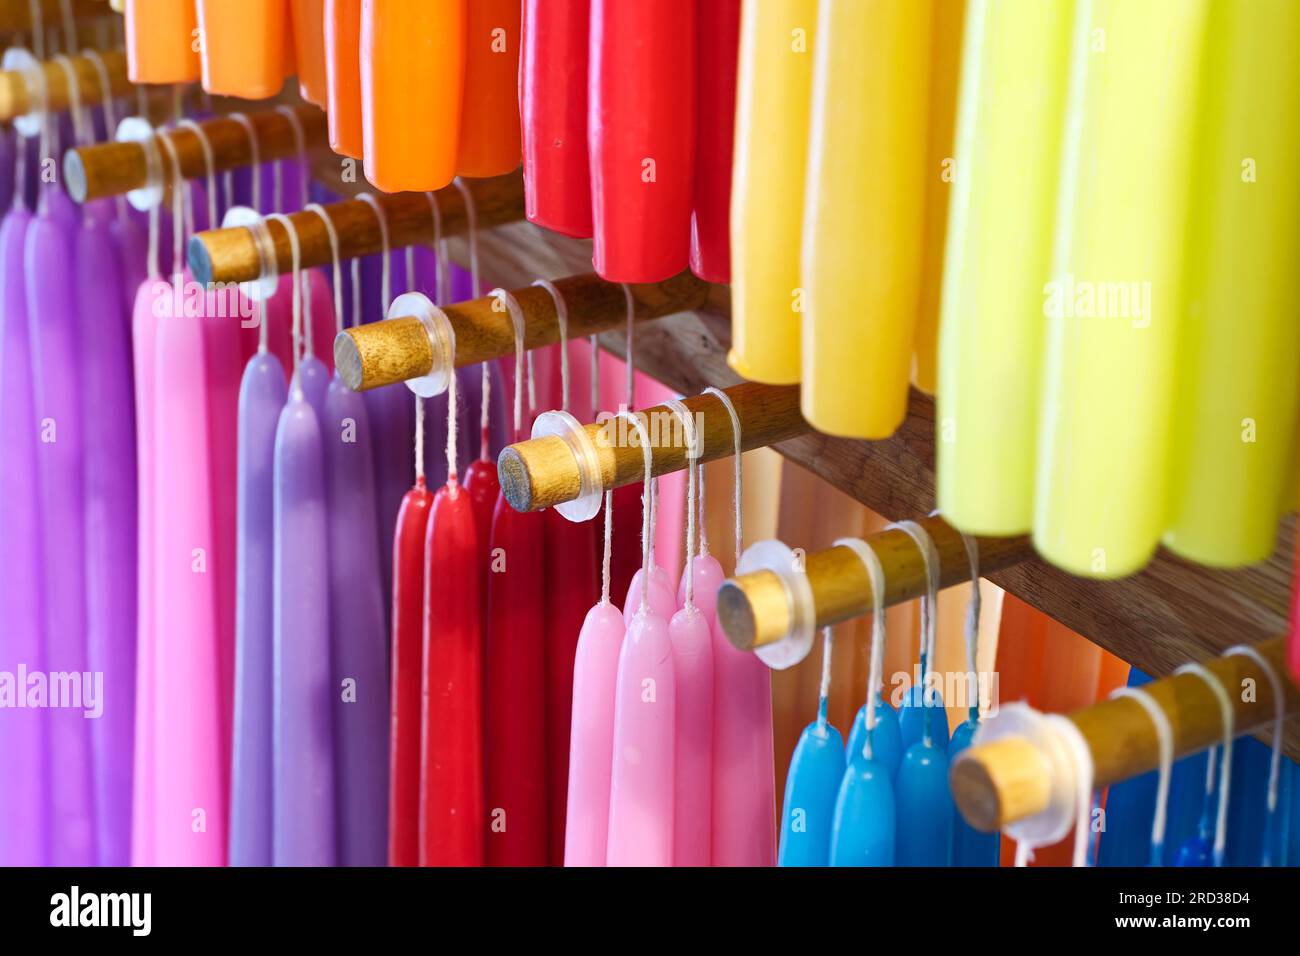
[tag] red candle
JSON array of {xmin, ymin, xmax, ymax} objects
[
  {"xmin": 689, "ymin": 0, "xmax": 741, "ymax": 282},
  {"xmin": 463, "ymin": 456, "xmax": 500, "ymax": 632},
  {"xmin": 521, "ymin": 0, "xmax": 594, "ymax": 238},
  {"xmin": 387, "ymin": 480, "xmax": 433, "ymax": 867},
  {"xmin": 589, "ymin": 0, "xmax": 697, "ymax": 282},
  {"xmin": 483, "ymin": 494, "xmax": 549, "ymax": 865},
  {"xmin": 543, "ymin": 507, "xmax": 598, "ymax": 864},
  {"xmin": 420, "ymin": 479, "xmax": 484, "ymax": 866},
  {"xmin": 458, "ymin": 0, "xmax": 523, "ymax": 178}
]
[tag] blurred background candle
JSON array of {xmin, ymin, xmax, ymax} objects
[
  {"xmin": 521, "ymin": 0, "xmax": 593, "ymax": 238},
  {"xmin": 125, "ymin": 0, "xmax": 202, "ymax": 84},
  {"xmin": 361, "ymin": 0, "xmax": 467, "ymax": 192},
  {"xmin": 936, "ymin": 0, "xmax": 1074, "ymax": 536},
  {"xmin": 291, "ymin": 0, "xmax": 331, "ymax": 105},
  {"xmin": 457, "ymin": 0, "xmax": 522, "ymax": 178},
  {"xmin": 1162, "ymin": 0, "xmax": 1300, "ymax": 568},
  {"xmin": 197, "ymin": 0, "xmax": 291, "ymax": 99},
  {"xmin": 800, "ymin": 0, "xmax": 932, "ymax": 439},
  {"xmin": 909, "ymin": 0, "xmax": 965, "ymax": 395},
  {"xmin": 1033, "ymin": 0, "xmax": 1209, "ymax": 578},
  {"xmin": 689, "ymin": 0, "xmax": 741, "ymax": 283},
  {"xmin": 325, "ymin": 0, "xmax": 364, "ymax": 158},
  {"xmin": 589, "ymin": 0, "xmax": 697, "ymax": 282}
]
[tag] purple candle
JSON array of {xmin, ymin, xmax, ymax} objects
[
  {"xmin": 76, "ymin": 199, "xmax": 137, "ymax": 867},
  {"xmin": 0, "ymin": 204, "xmax": 49, "ymax": 866},
  {"xmin": 229, "ymin": 348, "xmax": 287, "ymax": 867},
  {"xmin": 25, "ymin": 186, "xmax": 96, "ymax": 866},
  {"xmin": 273, "ymin": 386, "xmax": 336, "ymax": 866}
]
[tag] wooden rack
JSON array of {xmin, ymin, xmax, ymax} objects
[
  {"xmin": 62, "ymin": 104, "xmax": 328, "ymax": 203},
  {"xmin": 0, "ymin": 47, "xmax": 130, "ymax": 120},
  {"xmin": 0, "ymin": 0, "xmax": 107, "ymax": 34},
  {"xmin": 189, "ymin": 171, "xmax": 527, "ymax": 286}
]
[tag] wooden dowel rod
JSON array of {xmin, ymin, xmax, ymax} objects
[
  {"xmin": 950, "ymin": 635, "xmax": 1299, "ymax": 833},
  {"xmin": 717, "ymin": 516, "xmax": 1034, "ymax": 651},
  {"xmin": 62, "ymin": 104, "xmax": 328, "ymax": 203},
  {"xmin": 0, "ymin": 48, "xmax": 131, "ymax": 120},
  {"xmin": 0, "ymin": 0, "xmax": 105, "ymax": 34},
  {"xmin": 187, "ymin": 170, "xmax": 526, "ymax": 286},
  {"xmin": 498, "ymin": 381, "xmax": 807, "ymax": 514},
  {"xmin": 334, "ymin": 271, "xmax": 714, "ymax": 393}
]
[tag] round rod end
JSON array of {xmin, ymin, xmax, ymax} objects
[
  {"xmin": 187, "ymin": 235, "xmax": 214, "ymax": 286},
  {"xmin": 63, "ymin": 149, "xmax": 89, "ymax": 203}
]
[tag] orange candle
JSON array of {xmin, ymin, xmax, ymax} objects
[
  {"xmin": 125, "ymin": 0, "xmax": 201, "ymax": 84},
  {"xmin": 458, "ymin": 0, "xmax": 523, "ymax": 178},
  {"xmin": 361, "ymin": 0, "xmax": 467, "ymax": 193},
  {"xmin": 325, "ymin": 0, "xmax": 364, "ymax": 158},
  {"xmin": 291, "ymin": 0, "xmax": 330, "ymax": 105},
  {"xmin": 196, "ymin": 0, "xmax": 291, "ymax": 100}
]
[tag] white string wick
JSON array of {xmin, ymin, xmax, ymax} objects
[
  {"xmin": 59, "ymin": 0, "xmax": 76, "ymax": 51},
  {"xmin": 265, "ymin": 213, "xmax": 304, "ymax": 381},
  {"xmin": 228, "ymin": 112, "xmax": 261, "ymax": 214},
  {"xmin": 275, "ymin": 105, "xmax": 310, "ymax": 211},
  {"xmin": 817, "ymin": 627, "xmax": 834, "ymax": 728},
  {"xmin": 1044, "ymin": 714, "xmax": 1096, "ymax": 868},
  {"xmin": 533, "ymin": 280, "xmax": 571, "ymax": 412},
  {"xmin": 452, "ymin": 178, "xmax": 491, "ymax": 461},
  {"xmin": 958, "ymin": 528, "xmax": 982, "ymax": 720},
  {"xmin": 834, "ymin": 537, "xmax": 886, "ymax": 760},
  {"xmin": 599, "ymin": 489, "xmax": 614, "ymax": 606},
  {"xmin": 492, "ymin": 287, "xmax": 531, "ymax": 441},
  {"xmin": 304, "ymin": 204, "xmax": 344, "ymax": 339},
  {"xmin": 51, "ymin": 55, "xmax": 87, "ymax": 148},
  {"xmin": 590, "ymin": 334, "xmax": 600, "ymax": 420},
  {"xmin": 357, "ymin": 193, "xmax": 392, "ymax": 303},
  {"xmin": 155, "ymin": 131, "xmax": 188, "ymax": 281},
  {"xmin": 890, "ymin": 520, "xmax": 942, "ymax": 745},
  {"xmin": 664, "ymin": 398, "xmax": 700, "ymax": 609},
  {"xmin": 1224, "ymin": 645, "xmax": 1284, "ymax": 863},
  {"xmin": 702, "ymin": 387, "xmax": 742, "ymax": 566},
  {"xmin": 176, "ymin": 119, "xmax": 218, "ymax": 231},
  {"xmin": 622, "ymin": 284, "xmax": 636, "ymax": 410},
  {"xmin": 618, "ymin": 410, "xmax": 654, "ymax": 617},
  {"xmin": 28, "ymin": 0, "xmax": 45, "ymax": 60},
  {"xmin": 81, "ymin": 48, "xmax": 129, "ymax": 221},
  {"xmin": 1175, "ymin": 663, "xmax": 1236, "ymax": 867},
  {"xmin": 1110, "ymin": 686, "xmax": 1174, "ymax": 866},
  {"xmin": 424, "ymin": 191, "xmax": 448, "ymax": 303}
]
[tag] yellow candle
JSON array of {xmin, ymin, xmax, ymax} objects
[
  {"xmin": 935, "ymin": 0, "xmax": 1075, "ymax": 535},
  {"xmin": 1033, "ymin": 0, "xmax": 1209, "ymax": 578},
  {"xmin": 1162, "ymin": 0, "xmax": 1300, "ymax": 567},
  {"xmin": 801, "ymin": 0, "xmax": 932, "ymax": 439},
  {"xmin": 728, "ymin": 0, "xmax": 819, "ymax": 385},
  {"xmin": 910, "ymin": 0, "xmax": 965, "ymax": 396}
]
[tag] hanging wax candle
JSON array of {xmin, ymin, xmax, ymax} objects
[
  {"xmin": 271, "ymin": 223, "xmax": 335, "ymax": 867},
  {"xmin": 622, "ymin": 478, "xmax": 677, "ymax": 621},
  {"xmin": 0, "ymin": 202, "xmax": 47, "ymax": 866},
  {"xmin": 196, "ymin": 0, "xmax": 291, "ymax": 99},
  {"xmin": 689, "ymin": 0, "xmax": 740, "ymax": 283},
  {"xmin": 125, "ymin": 0, "xmax": 202, "ymax": 83},
  {"xmin": 415, "ymin": 295, "xmax": 483, "ymax": 866},
  {"xmin": 728, "ymin": 0, "xmax": 817, "ymax": 383},
  {"xmin": 829, "ymin": 538, "xmax": 895, "ymax": 867},
  {"xmin": 325, "ymin": 0, "xmax": 364, "ymax": 157},
  {"xmin": 458, "ymin": 0, "xmax": 522, "ymax": 178},
  {"xmin": 801, "ymin": 0, "xmax": 932, "ymax": 438},
  {"xmin": 935, "ymin": 0, "xmax": 1075, "ymax": 536},
  {"xmin": 301, "ymin": 209, "xmax": 389, "ymax": 867},
  {"xmin": 230, "ymin": 293, "xmax": 287, "ymax": 868},
  {"xmin": 76, "ymin": 198, "xmax": 137, "ymax": 867},
  {"xmin": 388, "ymin": 459, "xmax": 432, "ymax": 866},
  {"xmin": 25, "ymin": 186, "xmax": 95, "ymax": 867},
  {"xmin": 1034, "ymin": 0, "xmax": 1209, "ymax": 577},
  {"xmin": 778, "ymin": 630, "xmax": 844, "ymax": 867},
  {"xmin": 664, "ymin": 399, "xmax": 714, "ymax": 866},
  {"xmin": 895, "ymin": 522, "xmax": 948, "ymax": 758},
  {"xmin": 589, "ymin": 0, "xmax": 697, "ymax": 282},
  {"xmin": 532, "ymin": 284, "xmax": 601, "ymax": 865},
  {"xmin": 909, "ymin": 0, "xmax": 965, "ymax": 394},
  {"xmin": 1162, "ymin": 0, "xmax": 1300, "ymax": 567},
  {"xmin": 845, "ymin": 695, "xmax": 902, "ymax": 781},
  {"xmin": 704, "ymin": 387, "xmax": 775, "ymax": 867},
  {"xmin": 482, "ymin": 289, "xmax": 549, "ymax": 866},
  {"xmin": 521, "ymin": 0, "xmax": 593, "ymax": 237},
  {"xmin": 361, "ymin": 0, "xmax": 467, "ymax": 192},
  {"xmin": 607, "ymin": 413, "xmax": 676, "ymax": 866},
  {"xmin": 291, "ymin": 0, "xmax": 331, "ymax": 105}
]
